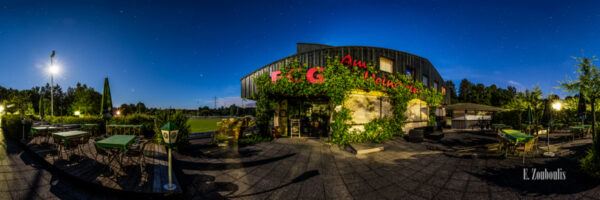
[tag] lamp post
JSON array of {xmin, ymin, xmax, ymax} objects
[
  {"xmin": 21, "ymin": 118, "xmax": 25, "ymax": 140},
  {"xmin": 545, "ymin": 101, "xmax": 562, "ymax": 157},
  {"xmin": 49, "ymin": 50, "xmax": 56, "ymax": 116},
  {"xmin": 161, "ymin": 122, "xmax": 179, "ymax": 191}
]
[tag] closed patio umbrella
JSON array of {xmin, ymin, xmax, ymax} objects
[
  {"xmin": 39, "ymin": 96, "xmax": 44, "ymax": 120},
  {"xmin": 526, "ymin": 106, "xmax": 534, "ymax": 134}
]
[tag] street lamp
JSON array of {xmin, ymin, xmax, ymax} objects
[
  {"xmin": 552, "ymin": 102, "xmax": 562, "ymax": 111},
  {"xmin": 544, "ymin": 101, "xmax": 562, "ymax": 157},
  {"xmin": 160, "ymin": 122, "xmax": 179, "ymax": 191},
  {"xmin": 49, "ymin": 50, "xmax": 57, "ymax": 116}
]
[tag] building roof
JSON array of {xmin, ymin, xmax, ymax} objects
[{"xmin": 444, "ymin": 103, "xmax": 505, "ymax": 112}]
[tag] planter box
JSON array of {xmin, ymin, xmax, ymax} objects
[
  {"xmin": 409, "ymin": 128, "xmax": 424, "ymax": 143},
  {"xmin": 424, "ymin": 126, "xmax": 444, "ymax": 140}
]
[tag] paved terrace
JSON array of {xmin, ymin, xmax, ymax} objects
[
  {"xmin": 0, "ymin": 130, "xmax": 123, "ymax": 199},
  {"xmin": 175, "ymin": 132, "xmax": 600, "ymax": 200}
]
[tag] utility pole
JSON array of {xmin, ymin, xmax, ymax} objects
[{"xmin": 214, "ymin": 96, "xmax": 217, "ymax": 109}]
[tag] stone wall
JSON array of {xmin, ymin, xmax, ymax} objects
[{"xmin": 343, "ymin": 90, "xmax": 428, "ymax": 134}]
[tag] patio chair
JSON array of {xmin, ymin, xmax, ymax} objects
[
  {"xmin": 497, "ymin": 133, "xmax": 511, "ymax": 152},
  {"xmin": 53, "ymin": 137, "xmax": 64, "ymax": 161},
  {"xmin": 93, "ymin": 141, "xmax": 122, "ymax": 177},
  {"xmin": 93, "ymin": 141, "xmax": 110, "ymax": 165},
  {"xmin": 64, "ymin": 137, "xmax": 82, "ymax": 161},
  {"xmin": 515, "ymin": 137, "xmax": 538, "ymax": 157},
  {"xmin": 78, "ymin": 134, "xmax": 91, "ymax": 157},
  {"xmin": 125, "ymin": 140, "xmax": 150, "ymax": 172}
]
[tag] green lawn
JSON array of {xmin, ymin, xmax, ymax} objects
[{"xmin": 187, "ymin": 118, "xmax": 221, "ymax": 133}]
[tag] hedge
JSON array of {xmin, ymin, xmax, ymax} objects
[
  {"xmin": 108, "ymin": 114, "xmax": 155, "ymax": 138},
  {"xmin": 1, "ymin": 115, "xmax": 33, "ymax": 139},
  {"xmin": 44, "ymin": 115, "xmax": 106, "ymax": 134}
]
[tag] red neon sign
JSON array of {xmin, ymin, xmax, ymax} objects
[
  {"xmin": 269, "ymin": 55, "xmax": 420, "ymax": 94},
  {"xmin": 271, "ymin": 67, "xmax": 324, "ymax": 84}
]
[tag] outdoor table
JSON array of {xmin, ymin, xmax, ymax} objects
[
  {"xmin": 494, "ymin": 124, "xmax": 512, "ymax": 136},
  {"xmin": 492, "ymin": 124, "xmax": 505, "ymax": 128},
  {"xmin": 106, "ymin": 125, "xmax": 142, "ymax": 135},
  {"xmin": 570, "ymin": 126, "xmax": 586, "ymax": 140},
  {"xmin": 501, "ymin": 129, "xmax": 535, "ymax": 158},
  {"xmin": 31, "ymin": 126, "xmax": 61, "ymax": 143},
  {"xmin": 52, "ymin": 131, "xmax": 89, "ymax": 147},
  {"xmin": 81, "ymin": 124, "xmax": 99, "ymax": 135},
  {"xmin": 502, "ymin": 129, "xmax": 534, "ymax": 144},
  {"xmin": 95, "ymin": 135, "xmax": 137, "ymax": 178},
  {"xmin": 82, "ymin": 124, "xmax": 98, "ymax": 127},
  {"xmin": 96, "ymin": 135, "xmax": 136, "ymax": 152}
]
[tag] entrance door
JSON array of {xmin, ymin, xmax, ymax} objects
[{"xmin": 286, "ymin": 99, "xmax": 330, "ymax": 137}]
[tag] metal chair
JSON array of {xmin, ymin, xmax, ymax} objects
[
  {"xmin": 53, "ymin": 137, "xmax": 64, "ymax": 161},
  {"xmin": 125, "ymin": 140, "xmax": 149, "ymax": 173}
]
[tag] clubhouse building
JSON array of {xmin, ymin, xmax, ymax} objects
[{"xmin": 241, "ymin": 43, "xmax": 448, "ymax": 137}]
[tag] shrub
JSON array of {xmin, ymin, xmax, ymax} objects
[
  {"xmin": 44, "ymin": 115, "xmax": 105, "ymax": 134},
  {"xmin": 212, "ymin": 133, "xmax": 229, "ymax": 144},
  {"xmin": 581, "ymin": 128, "xmax": 600, "ymax": 179},
  {"xmin": 580, "ymin": 147, "xmax": 600, "ymax": 178},
  {"xmin": 216, "ymin": 117, "xmax": 255, "ymax": 140},
  {"xmin": 493, "ymin": 110, "xmax": 523, "ymax": 129},
  {"xmin": 109, "ymin": 114, "xmax": 155, "ymax": 138},
  {"xmin": 153, "ymin": 110, "xmax": 190, "ymax": 151},
  {"xmin": 45, "ymin": 115, "xmax": 104, "ymax": 124},
  {"xmin": 1, "ymin": 114, "xmax": 33, "ymax": 139},
  {"xmin": 239, "ymin": 135, "xmax": 271, "ymax": 145}
]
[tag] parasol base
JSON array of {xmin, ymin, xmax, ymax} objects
[{"xmin": 543, "ymin": 151, "xmax": 555, "ymax": 157}]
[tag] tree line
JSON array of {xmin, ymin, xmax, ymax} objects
[
  {"xmin": 444, "ymin": 79, "xmax": 518, "ymax": 107},
  {"xmin": 0, "ymin": 83, "xmax": 255, "ymax": 117}
]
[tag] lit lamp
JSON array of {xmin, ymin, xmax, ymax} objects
[
  {"xmin": 49, "ymin": 50, "xmax": 58, "ymax": 116},
  {"xmin": 544, "ymin": 101, "xmax": 562, "ymax": 157},
  {"xmin": 74, "ymin": 111, "xmax": 81, "ymax": 116},
  {"xmin": 160, "ymin": 122, "xmax": 179, "ymax": 191}
]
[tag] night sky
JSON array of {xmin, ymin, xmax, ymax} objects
[{"xmin": 2, "ymin": 0, "xmax": 600, "ymax": 108}]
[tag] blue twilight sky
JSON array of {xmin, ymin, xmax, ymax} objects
[{"xmin": 1, "ymin": 0, "xmax": 600, "ymax": 108}]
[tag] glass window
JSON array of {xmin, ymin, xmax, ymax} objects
[
  {"xmin": 406, "ymin": 67, "xmax": 413, "ymax": 79},
  {"xmin": 423, "ymin": 75, "xmax": 429, "ymax": 87},
  {"xmin": 379, "ymin": 57, "xmax": 393, "ymax": 73},
  {"xmin": 433, "ymin": 81, "xmax": 438, "ymax": 90}
]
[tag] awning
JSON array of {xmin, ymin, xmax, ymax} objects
[{"xmin": 444, "ymin": 103, "xmax": 505, "ymax": 112}]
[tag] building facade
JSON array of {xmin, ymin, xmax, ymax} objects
[{"xmin": 241, "ymin": 43, "xmax": 447, "ymax": 136}]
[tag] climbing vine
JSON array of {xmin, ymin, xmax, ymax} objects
[
  {"xmin": 253, "ymin": 56, "xmax": 438, "ymax": 145},
  {"xmin": 422, "ymin": 88, "xmax": 444, "ymax": 125}
]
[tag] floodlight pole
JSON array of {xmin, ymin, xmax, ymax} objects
[{"xmin": 50, "ymin": 51, "xmax": 54, "ymax": 117}]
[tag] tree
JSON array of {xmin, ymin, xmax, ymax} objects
[
  {"xmin": 136, "ymin": 102, "xmax": 147, "ymax": 114},
  {"xmin": 70, "ymin": 83, "xmax": 102, "ymax": 115},
  {"xmin": 458, "ymin": 79, "xmax": 473, "ymax": 102},
  {"xmin": 469, "ymin": 83, "xmax": 488, "ymax": 105},
  {"xmin": 444, "ymin": 80, "xmax": 458, "ymax": 104},
  {"xmin": 100, "ymin": 77, "xmax": 113, "ymax": 117},
  {"xmin": 558, "ymin": 55, "xmax": 600, "ymax": 157}
]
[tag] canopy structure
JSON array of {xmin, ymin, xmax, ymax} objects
[
  {"xmin": 444, "ymin": 103, "xmax": 504, "ymax": 130},
  {"xmin": 444, "ymin": 103, "xmax": 505, "ymax": 112}
]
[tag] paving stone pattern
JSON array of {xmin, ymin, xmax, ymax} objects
[
  {"xmin": 0, "ymin": 131, "xmax": 129, "ymax": 200},
  {"xmin": 175, "ymin": 133, "xmax": 600, "ymax": 200}
]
